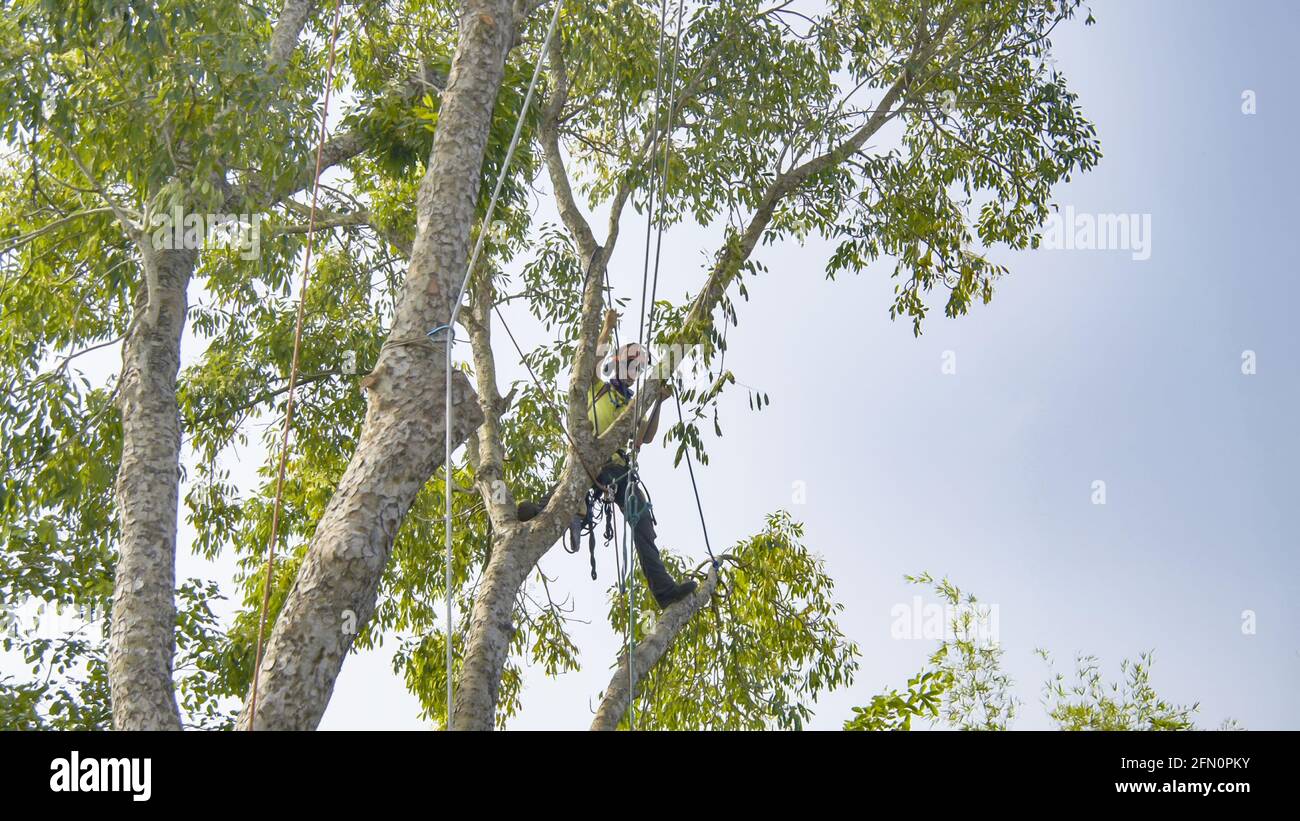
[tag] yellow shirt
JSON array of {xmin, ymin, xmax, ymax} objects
[{"xmin": 588, "ymin": 380, "xmax": 633, "ymax": 463}]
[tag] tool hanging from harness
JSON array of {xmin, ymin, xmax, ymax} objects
[
  {"xmin": 563, "ymin": 487, "xmax": 601, "ymax": 580},
  {"xmin": 564, "ymin": 459, "xmax": 655, "ymax": 585}
]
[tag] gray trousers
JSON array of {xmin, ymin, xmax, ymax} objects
[{"xmin": 596, "ymin": 461, "xmax": 676, "ymax": 599}]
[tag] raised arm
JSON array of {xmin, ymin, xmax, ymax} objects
[{"xmin": 596, "ymin": 309, "xmax": 618, "ymax": 361}]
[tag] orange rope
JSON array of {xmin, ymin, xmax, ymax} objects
[{"xmin": 248, "ymin": 0, "xmax": 346, "ymax": 731}]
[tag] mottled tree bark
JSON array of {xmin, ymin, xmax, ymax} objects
[
  {"xmin": 105, "ymin": 0, "xmax": 332, "ymax": 731},
  {"xmin": 590, "ymin": 569, "xmax": 718, "ymax": 731},
  {"xmin": 109, "ymin": 246, "xmax": 195, "ymax": 731},
  {"xmin": 266, "ymin": 0, "xmax": 317, "ymax": 70},
  {"xmin": 449, "ymin": 527, "xmax": 541, "ymax": 729},
  {"xmin": 238, "ymin": 0, "xmax": 516, "ymax": 730}
]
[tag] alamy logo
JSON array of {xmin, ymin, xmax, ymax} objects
[
  {"xmin": 50, "ymin": 751, "xmax": 151, "ymax": 802},
  {"xmin": 890, "ymin": 595, "xmax": 1000, "ymax": 643},
  {"xmin": 148, "ymin": 205, "xmax": 263, "ymax": 259},
  {"xmin": 1040, "ymin": 205, "xmax": 1152, "ymax": 261}
]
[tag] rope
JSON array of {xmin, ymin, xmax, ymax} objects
[
  {"xmin": 673, "ymin": 388, "xmax": 716, "ymax": 567},
  {"xmin": 644, "ymin": 0, "xmax": 687, "ymax": 345},
  {"xmin": 621, "ymin": 0, "xmax": 684, "ymax": 729},
  {"xmin": 430, "ymin": 0, "xmax": 565, "ymax": 730},
  {"xmin": 644, "ymin": 0, "xmax": 713, "ymax": 575},
  {"xmin": 633, "ymin": 0, "xmax": 713, "ymax": 572},
  {"xmin": 248, "ymin": 0, "xmax": 346, "ymax": 731},
  {"xmin": 635, "ymin": 0, "xmax": 672, "ymax": 350},
  {"xmin": 625, "ymin": 1, "xmax": 665, "ymax": 730}
]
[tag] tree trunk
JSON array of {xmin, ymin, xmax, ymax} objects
[
  {"xmin": 590, "ymin": 568, "xmax": 719, "ymax": 731},
  {"xmin": 449, "ymin": 525, "xmax": 549, "ymax": 730},
  {"xmin": 109, "ymin": 246, "xmax": 195, "ymax": 731},
  {"xmin": 238, "ymin": 0, "xmax": 514, "ymax": 730}
]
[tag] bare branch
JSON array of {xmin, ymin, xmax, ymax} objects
[{"xmin": 268, "ymin": 209, "xmax": 373, "ymax": 236}]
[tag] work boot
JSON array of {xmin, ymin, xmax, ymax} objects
[{"xmin": 651, "ymin": 579, "xmax": 698, "ymax": 609}]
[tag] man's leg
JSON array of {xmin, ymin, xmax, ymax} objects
[
  {"xmin": 516, "ymin": 487, "xmax": 557, "ymax": 521},
  {"xmin": 601, "ymin": 463, "xmax": 695, "ymax": 607},
  {"xmin": 517, "ymin": 485, "xmax": 590, "ymax": 554}
]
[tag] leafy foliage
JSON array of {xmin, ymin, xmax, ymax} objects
[
  {"xmin": 845, "ymin": 669, "xmax": 951, "ymax": 731},
  {"xmin": 609, "ymin": 512, "xmax": 859, "ymax": 730},
  {"xmin": 0, "ymin": 577, "xmax": 231, "ymax": 728},
  {"xmin": 905, "ymin": 571, "xmax": 1018, "ymax": 730},
  {"xmin": 1038, "ymin": 650, "xmax": 1198, "ymax": 731}
]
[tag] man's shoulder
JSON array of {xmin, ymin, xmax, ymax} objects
[{"xmin": 593, "ymin": 379, "xmax": 633, "ymax": 401}]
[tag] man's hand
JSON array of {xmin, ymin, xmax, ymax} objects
[{"xmin": 596, "ymin": 309, "xmax": 619, "ymax": 356}]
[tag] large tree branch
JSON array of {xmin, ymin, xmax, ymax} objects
[
  {"xmin": 236, "ymin": 64, "xmax": 448, "ymax": 210},
  {"xmin": 538, "ymin": 36, "xmax": 600, "ymax": 259},
  {"xmin": 241, "ymin": 0, "xmax": 514, "ymax": 731},
  {"xmin": 109, "ymin": 246, "xmax": 195, "ymax": 730},
  {"xmin": 464, "ymin": 267, "xmax": 517, "ymax": 529},
  {"xmin": 590, "ymin": 567, "xmax": 720, "ymax": 731},
  {"xmin": 537, "ymin": 39, "xmax": 611, "ymax": 447},
  {"xmin": 672, "ymin": 8, "xmax": 960, "ymax": 350},
  {"xmin": 266, "ymin": 0, "xmax": 319, "ymax": 72}
]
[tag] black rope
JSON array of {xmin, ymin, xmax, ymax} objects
[
  {"xmin": 673, "ymin": 387, "xmax": 717, "ymax": 568},
  {"xmin": 643, "ymin": 0, "xmax": 688, "ymax": 348}
]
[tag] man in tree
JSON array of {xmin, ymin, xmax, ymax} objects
[{"xmin": 519, "ymin": 310, "xmax": 698, "ymax": 609}]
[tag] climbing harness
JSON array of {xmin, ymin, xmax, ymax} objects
[
  {"xmin": 564, "ymin": 485, "xmax": 609, "ymax": 582},
  {"xmin": 565, "ymin": 462, "xmax": 657, "ymax": 585}
]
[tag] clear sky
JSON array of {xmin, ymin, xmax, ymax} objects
[{"xmin": 8, "ymin": 0, "xmax": 1295, "ymax": 730}]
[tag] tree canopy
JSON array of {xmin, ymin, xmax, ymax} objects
[{"xmin": 2, "ymin": 0, "xmax": 1107, "ymax": 729}]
